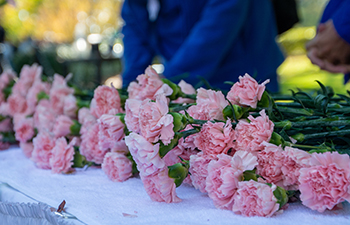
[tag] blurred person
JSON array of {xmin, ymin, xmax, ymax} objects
[
  {"xmin": 121, "ymin": 0, "xmax": 285, "ymax": 92},
  {"xmin": 306, "ymin": 0, "xmax": 350, "ymax": 78}
]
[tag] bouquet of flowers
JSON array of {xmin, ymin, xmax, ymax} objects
[{"xmin": 1, "ymin": 64, "xmax": 350, "ymax": 217}]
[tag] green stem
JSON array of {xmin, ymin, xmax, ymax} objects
[
  {"xmin": 303, "ymin": 129, "xmax": 350, "ymax": 140},
  {"xmin": 276, "ymin": 107, "xmax": 313, "ymax": 116}
]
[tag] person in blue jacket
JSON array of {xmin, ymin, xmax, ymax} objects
[
  {"xmin": 307, "ymin": 0, "xmax": 350, "ymax": 77},
  {"xmin": 121, "ymin": 0, "xmax": 285, "ymax": 92}
]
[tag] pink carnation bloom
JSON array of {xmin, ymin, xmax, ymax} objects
[
  {"xmin": 26, "ymin": 80, "xmax": 51, "ymax": 113},
  {"xmin": 125, "ymin": 132, "xmax": 165, "ymax": 176},
  {"xmin": 232, "ymin": 180, "xmax": 280, "ymax": 217},
  {"xmin": 78, "ymin": 107, "xmax": 97, "ymax": 134},
  {"xmin": 6, "ymin": 93, "xmax": 28, "ymax": 117},
  {"xmin": 98, "ymin": 114, "xmax": 125, "ymax": 151},
  {"xmin": 110, "ymin": 140, "xmax": 129, "ymax": 154},
  {"xmin": 12, "ymin": 64, "xmax": 42, "ymax": 96},
  {"xmin": 20, "ymin": 141, "xmax": 34, "ymax": 158},
  {"xmin": 52, "ymin": 115, "xmax": 74, "ymax": 138},
  {"xmin": 14, "ymin": 116, "xmax": 35, "ymax": 142},
  {"xmin": 227, "ymin": 73, "xmax": 269, "ymax": 109},
  {"xmin": 33, "ymin": 99, "xmax": 56, "ymax": 133},
  {"xmin": 194, "ymin": 119, "xmax": 235, "ymax": 156},
  {"xmin": 299, "ymin": 152, "xmax": 350, "ymax": 212},
  {"xmin": 63, "ymin": 94, "xmax": 78, "ymax": 118},
  {"xmin": 235, "ymin": 110, "xmax": 274, "ymax": 153},
  {"xmin": 173, "ymin": 80, "xmax": 196, "ymax": 104},
  {"xmin": 31, "ymin": 131, "xmax": 56, "ymax": 169},
  {"xmin": 102, "ymin": 152, "xmax": 133, "ymax": 182},
  {"xmin": 49, "ymin": 74, "xmax": 75, "ymax": 115},
  {"xmin": 281, "ymin": 146, "xmax": 311, "ymax": 190},
  {"xmin": 257, "ymin": 142, "xmax": 284, "ymax": 187},
  {"xmin": 50, "ymin": 137, "xmax": 77, "ymax": 174},
  {"xmin": 0, "ymin": 118, "xmax": 12, "ymax": 132},
  {"xmin": 127, "ymin": 66, "xmax": 164, "ymax": 101},
  {"xmin": 79, "ymin": 122, "xmax": 107, "ymax": 164},
  {"xmin": 189, "ymin": 152, "xmax": 216, "ymax": 193},
  {"xmin": 124, "ymin": 99, "xmax": 142, "ymax": 133},
  {"xmin": 187, "ymin": 88, "xmax": 228, "ymax": 120},
  {"xmin": 90, "ymin": 85, "xmax": 123, "ymax": 118},
  {"xmin": 139, "ymin": 94, "xmax": 174, "ymax": 145},
  {"xmin": 0, "ymin": 70, "xmax": 16, "ymax": 91},
  {"xmin": 141, "ymin": 167, "xmax": 181, "ymax": 203}
]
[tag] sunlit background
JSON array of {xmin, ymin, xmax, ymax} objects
[{"xmin": 0, "ymin": 0, "xmax": 349, "ymax": 93}]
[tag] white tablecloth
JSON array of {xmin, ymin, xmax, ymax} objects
[{"xmin": 0, "ymin": 146, "xmax": 349, "ymax": 225}]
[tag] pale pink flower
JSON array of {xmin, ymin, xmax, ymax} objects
[
  {"xmin": 98, "ymin": 114, "xmax": 125, "ymax": 151},
  {"xmin": 79, "ymin": 122, "xmax": 107, "ymax": 164},
  {"xmin": 125, "ymin": 132, "xmax": 165, "ymax": 176},
  {"xmin": 232, "ymin": 180, "xmax": 280, "ymax": 217},
  {"xmin": 256, "ymin": 142, "xmax": 284, "ymax": 187},
  {"xmin": 0, "ymin": 118, "xmax": 12, "ymax": 132},
  {"xmin": 50, "ymin": 137, "xmax": 77, "ymax": 174},
  {"xmin": 63, "ymin": 94, "xmax": 78, "ymax": 118},
  {"xmin": 49, "ymin": 74, "xmax": 75, "ymax": 115},
  {"xmin": 52, "ymin": 115, "xmax": 74, "ymax": 138},
  {"xmin": 0, "ymin": 70, "xmax": 16, "ymax": 90},
  {"xmin": 124, "ymin": 99, "xmax": 142, "ymax": 133},
  {"xmin": 26, "ymin": 79, "xmax": 51, "ymax": 113},
  {"xmin": 205, "ymin": 154, "xmax": 238, "ymax": 209},
  {"xmin": 78, "ymin": 107, "xmax": 97, "ymax": 134},
  {"xmin": 235, "ymin": 110, "xmax": 274, "ymax": 152},
  {"xmin": 6, "ymin": 93, "xmax": 28, "ymax": 117},
  {"xmin": 299, "ymin": 152, "xmax": 350, "ymax": 212},
  {"xmin": 102, "ymin": 152, "xmax": 133, "ymax": 182},
  {"xmin": 187, "ymin": 88, "xmax": 228, "ymax": 120},
  {"xmin": 231, "ymin": 150, "xmax": 258, "ymax": 172},
  {"xmin": 31, "ymin": 131, "xmax": 56, "ymax": 169},
  {"xmin": 33, "ymin": 99, "xmax": 56, "ymax": 133},
  {"xmin": 139, "ymin": 94, "xmax": 174, "ymax": 145},
  {"xmin": 12, "ymin": 64, "xmax": 42, "ymax": 96},
  {"xmin": 227, "ymin": 73, "xmax": 269, "ymax": 109},
  {"xmin": 189, "ymin": 152, "xmax": 216, "ymax": 193},
  {"xmin": 173, "ymin": 80, "xmax": 196, "ymax": 104},
  {"xmin": 127, "ymin": 66, "xmax": 164, "ymax": 101},
  {"xmin": 141, "ymin": 167, "xmax": 181, "ymax": 203},
  {"xmin": 14, "ymin": 116, "xmax": 35, "ymax": 142},
  {"xmin": 281, "ymin": 146, "xmax": 312, "ymax": 190},
  {"xmin": 20, "ymin": 141, "xmax": 34, "ymax": 158},
  {"xmin": 194, "ymin": 119, "xmax": 235, "ymax": 156},
  {"xmin": 154, "ymin": 83, "xmax": 173, "ymax": 97},
  {"xmin": 110, "ymin": 140, "xmax": 129, "ymax": 154},
  {"xmin": 90, "ymin": 85, "xmax": 123, "ymax": 118}
]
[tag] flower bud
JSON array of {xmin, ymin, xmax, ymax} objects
[
  {"xmin": 70, "ymin": 120, "xmax": 81, "ymax": 136},
  {"xmin": 159, "ymin": 134, "xmax": 181, "ymax": 157},
  {"xmin": 223, "ymin": 104, "xmax": 244, "ymax": 120},
  {"xmin": 291, "ymin": 133, "xmax": 304, "ymax": 142},
  {"xmin": 169, "ymin": 112, "xmax": 186, "ymax": 132},
  {"xmin": 269, "ymin": 132, "xmax": 284, "ymax": 146},
  {"xmin": 161, "ymin": 78, "xmax": 182, "ymax": 100},
  {"xmin": 242, "ymin": 170, "xmax": 258, "ymax": 182},
  {"xmin": 273, "ymin": 186, "xmax": 288, "ymax": 209},
  {"xmin": 274, "ymin": 120, "xmax": 292, "ymax": 130},
  {"xmin": 257, "ymin": 91, "xmax": 270, "ymax": 108},
  {"xmin": 37, "ymin": 91, "xmax": 49, "ymax": 101},
  {"xmin": 168, "ymin": 160, "xmax": 189, "ymax": 187}
]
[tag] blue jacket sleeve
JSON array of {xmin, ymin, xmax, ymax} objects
[
  {"xmin": 163, "ymin": 0, "xmax": 250, "ymax": 82},
  {"xmin": 329, "ymin": 0, "xmax": 350, "ymax": 44},
  {"xmin": 121, "ymin": 0, "xmax": 155, "ymax": 87}
]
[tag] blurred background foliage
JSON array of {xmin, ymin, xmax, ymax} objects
[{"xmin": 0, "ymin": 0, "xmax": 349, "ymax": 93}]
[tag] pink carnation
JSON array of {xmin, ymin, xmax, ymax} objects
[
  {"xmin": 227, "ymin": 73, "xmax": 269, "ymax": 109},
  {"xmin": 235, "ymin": 110, "xmax": 274, "ymax": 153},
  {"xmin": 187, "ymin": 88, "xmax": 228, "ymax": 120},
  {"xmin": 127, "ymin": 66, "xmax": 164, "ymax": 101},
  {"xmin": 20, "ymin": 141, "xmax": 34, "ymax": 158},
  {"xmin": 26, "ymin": 80, "xmax": 51, "ymax": 113},
  {"xmin": 63, "ymin": 94, "xmax": 78, "ymax": 118},
  {"xmin": 173, "ymin": 80, "xmax": 196, "ymax": 104},
  {"xmin": 50, "ymin": 137, "xmax": 76, "ymax": 174},
  {"xmin": 98, "ymin": 114, "xmax": 125, "ymax": 151},
  {"xmin": 139, "ymin": 94, "xmax": 174, "ymax": 145},
  {"xmin": 281, "ymin": 146, "xmax": 311, "ymax": 190},
  {"xmin": 257, "ymin": 142, "xmax": 284, "ymax": 187},
  {"xmin": 79, "ymin": 122, "xmax": 107, "ymax": 164},
  {"xmin": 124, "ymin": 99, "xmax": 142, "ymax": 133},
  {"xmin": 49, "ymin": 74, "xmax": 75, "ymax": 115},
  {"xmin": 31, "ymin": 131, "xmax": 56, "ymax": 169},
  {"xmin": 124, "ymin": 132, "xmax": 165, "ymax": 176},
  {"xmin": 12, "ymin": 64, "xmax": 42, "ymax": 96},
  {"xmin": 33, "ymin": 99, "xmax": 56, "ymax": 133},
  {"xmin": 52, "ymin": 115, "xmax": 74, "ymax": 138},
  {"xmin": 78, "ymin": 107, "xmax": 97, "ymax": 134},
  {"xmin": 102, "ymin": 152, "xmax": 133, "ymax": 182},
  {"xmin": 299, "ymin": 152, "xmax": 350, "ymax": 212},
  {"xmin": 0, "ymin": 70, "xmax": 16, "ymax": 90},
  {"xmin": 90, "ymin": 85, "xmax": 123, "ymax": 118},
  {"xmin": 110, "ymin": 140, "xmax": 129, "ymax": 154},
  {"xmin": 189, "ymin": 152, "xmax": 216, "ymax": 193},
  {"xmin": 141, "ymin": 167, "xmax": 181, "ymax": 203},
  {"xmin": 0, "ymin": 118, "xmax": 12, "ymax": 132},
  {"xmin": 232, "ymin": 180, "xmax": 280, "ymax": 217},
  {"xmin": 6, "ymin": 93, "xmax": 28, "ymax": 117},
  {"xmin": 194, "ymin": 119, "xmax": 235, "ymax": 156},
  {"xmin": 14, "ymin": 116, "xmax": 35, "ymax": 142}
]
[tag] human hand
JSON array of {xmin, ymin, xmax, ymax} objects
[{"xmin": 306, "ymin": 19, "xmax": 350, "ymax": 73}]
